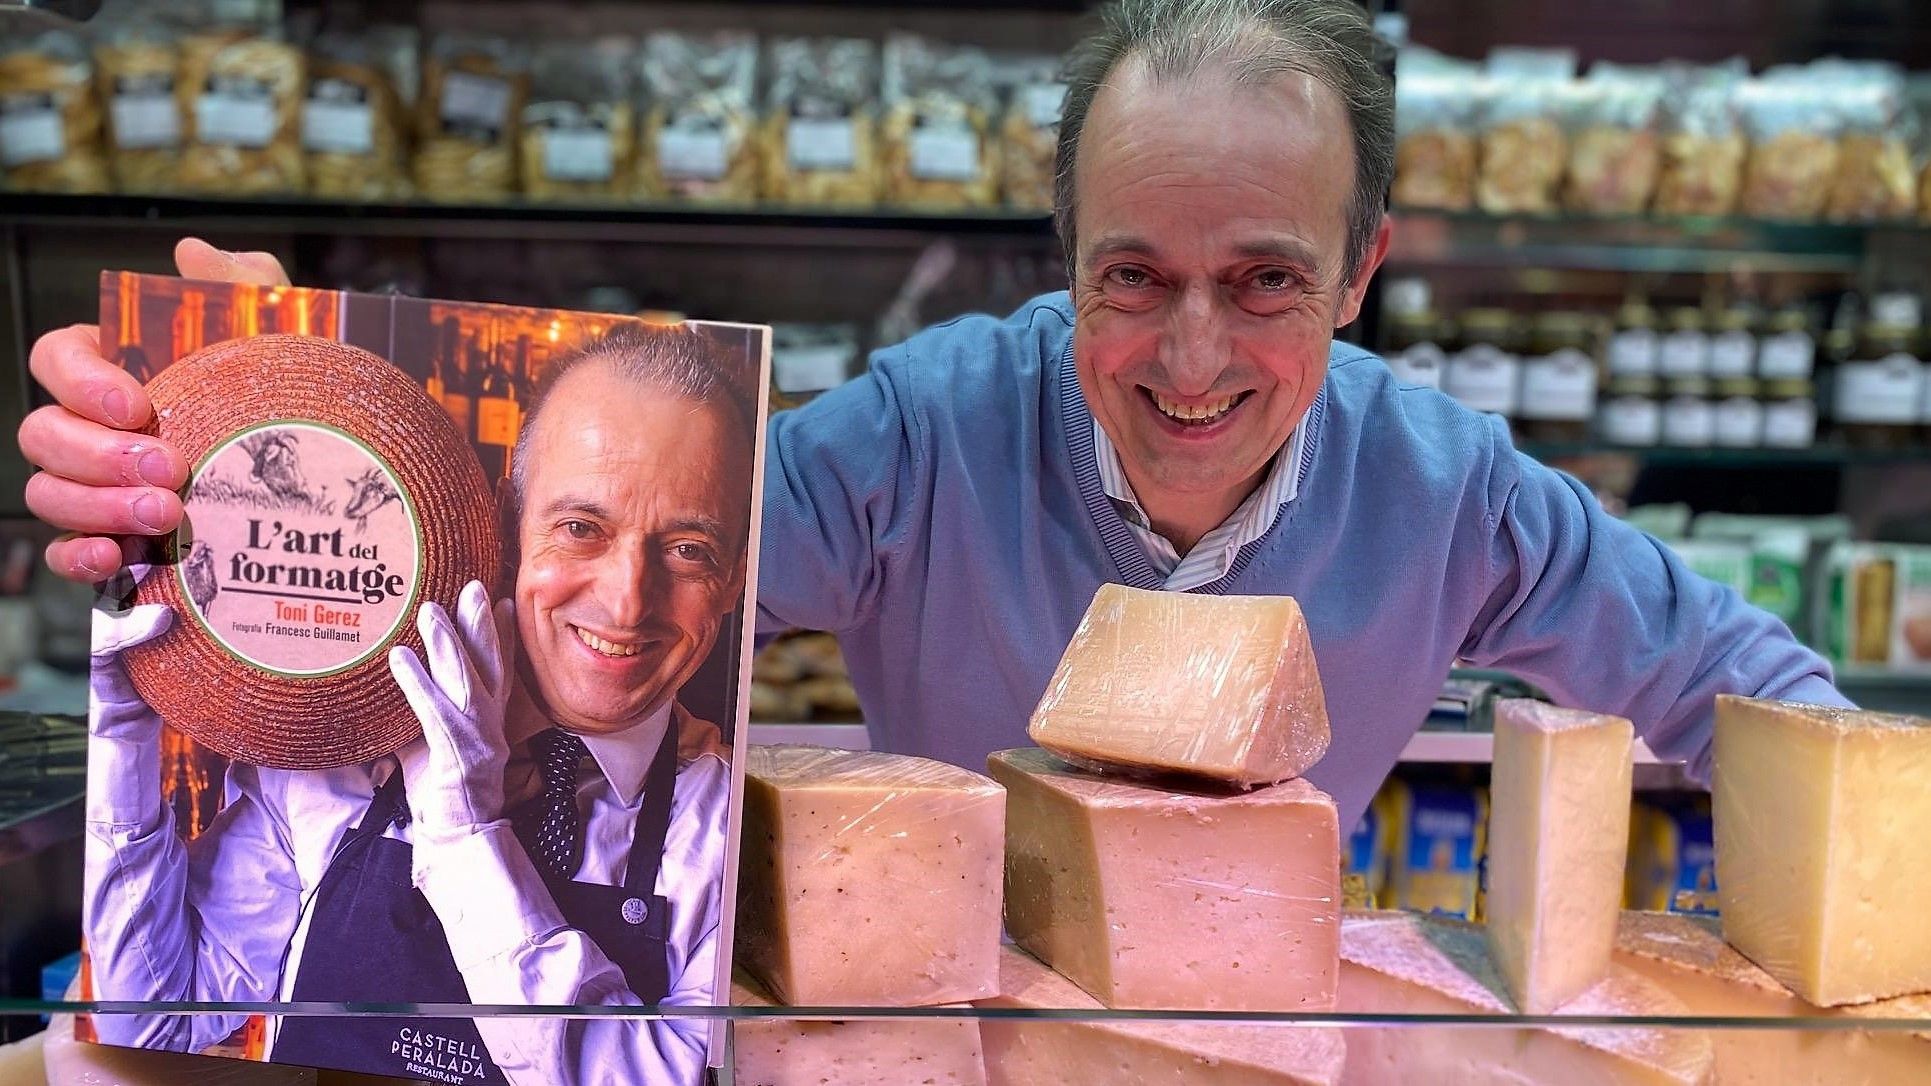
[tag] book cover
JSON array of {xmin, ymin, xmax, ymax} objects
[{"xmin": 80, "ymin": 270, "xmax": 770, "ymax": 1085}]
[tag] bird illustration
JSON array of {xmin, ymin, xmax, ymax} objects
[
  {"xmin": 184, "ymin": 543, "xmax": 219, "ymax": 617},
  {"xmin": 239, "ymin": 431, "xmax": 312, "ymax": 504}
]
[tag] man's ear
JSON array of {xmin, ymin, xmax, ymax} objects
[
  {"xmin": 494, "ymin": 477, "xmax": 520, "ymax": 594},
  {"xmin": 1336, "ymin": 215, "xmax": 1394, "ymax": 330}
]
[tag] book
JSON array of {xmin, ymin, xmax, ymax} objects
[{"xmin": 81, "ymin": 270, "xmax": 770, "ymax": 1085}]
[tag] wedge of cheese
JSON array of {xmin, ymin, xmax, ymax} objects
[
  {"xmin": 979, "ymin": 945, "xmax": 1345, "ymax": 1086},
  {"xmin": 730, "ymin": 973, "xmax": 988, "ymax": 1086},
  {"xmin": 1486, "ymin": 699, "xmax": 1634, "ymax": 1013},
  {"xmin": 738, "ymin": 745, "xmax": 1005, "ymax": 1005},
  {"xmin": 1713, "ymin": 695, "xmax": 1931, "ymax": 1006},
  {"xmin": 988, "ymin": 747, "xmax": 1339, "ymax": 1011},
  {"xmin": 1028, "ymin": 584, "xmax": 1329, "ymax": 786},
  {"xmin": 1615, "ymin": 911, "xmax": 1931, "ymax": 1085},
  {"xmin": 1339, "ymin": 911, "xmax": 1714, "ymax": 1085}
]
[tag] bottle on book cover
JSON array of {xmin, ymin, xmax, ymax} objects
[{"xmin": 474, "ymin": 327, "xmax": 525, "ymax": 482}]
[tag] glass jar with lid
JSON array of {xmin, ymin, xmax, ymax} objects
[
  {"xmin": 1600, "ymin": 374, "xmax": 1662, "ymax": 446},
  {"xmin": 1659, "ymin": 307, "xmax": 1709, "ymax": 379},
  {"xmin": 1832, "ymin": 292, "xmax": 1925, "ymax": 449},
  {"xmin": 1518, "ymin": 311, "xmax": 1600, "ymax": 443},
  {"xmin": 1757, "ymin": 304, "xmax": 1816, "ymax": 380},
  {"xmin": 1662, "ymin": 375, "xmax": 1715, "ymax": 447},
  {"xmin": 1606, "ymin": 298, "xmax": 1660, "ymax": 378},
  {"xmin": 1711, "ymin": 376, "xmax": 1763, "ymax": 447},
  {"xmin": 1708, "ymin": 304, "xmax": 1760, "ymax": 380},
  {"xmin": 1761, "ymin": 378, "xmax": 1818, "ymax": 448},
  {"xmin": 1443, "ymin": 308, "xmax": 1523, "ymax": 421}
]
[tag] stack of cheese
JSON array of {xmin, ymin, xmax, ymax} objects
[
  {"xmin": 982, "ymin": 584, "xmax": 1348, "ymax": 1084},
  {"xmin": 732, "ymin": 744, "xmax": 1007, "ymax": 1085}
]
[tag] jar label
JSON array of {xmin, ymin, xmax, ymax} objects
[
  {"xmin": 1660, "ymin": 331, "xmax": 1708, "ymax": 378},
  {"xmin": 1712, "ymin": 396, "xmax": 1763, "ymax": 447},
  {"xmin": 176, "ymin": 421, "xmax": 422, "ymax": 677},
  {"xmin": 1662, "ymin": 397, "xmax": 1715, "ymax": 446},
  {"xmin": 1387, "ymin": 343, "xmax": 1445, "ymax": 390},
  {"xmin": 1708, "ymin": 331, "xmax": 1756, "ymax": 379},
  {"xmin": 1444, "ymin": 347, "xmax": 1520, "ymax": 415},
  {"xmin": 1601, "ymin": 397, "xmax": 1662, "ymax": 446},
  {"xmin": 1762, "ymin": 400, "xmax": 1816, "ymax": 448},
  {"xmin": 1518, "ymin": 349, "xmax": 1598, "ymax": 420},
  {"xmin": 1607, "ymin": 328, "xmax": 1659, "ymax": 376},
  {"xmin": 1759, "ymin": 330, "xmax": 1814, "ymax": 379},
  {"xmin": 1833, "ymin": 356, "xmax": 1924, "ymax": 424}
]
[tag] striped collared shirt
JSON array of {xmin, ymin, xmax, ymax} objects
[{"xmin": 1091, "ymin": 418, "xmax": 1308, "ymax": 591}]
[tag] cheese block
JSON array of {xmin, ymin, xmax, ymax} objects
[
  {"xmin": 1338, "ymin": 911, "xmax": 1715, "ymax": 1085},
  {"xmin": 1028, "ymin": 584, "xmax": 1329, "ymax": 786},
  {"xmin": 979, "ymin": 945, "xmax": 1345, "ymax": 1086},
  {"xmin": 1713, "ymin": 695, "xmax": 1931, "ymax": 1005},
  {"xmin": 1486, "ymin": 699, "xmax": 1634, "ymax": 1013},
  {"xmin": 730, "ymin": 973, "xmax": 988, "ymax": 1086},
  {"xmin": 988, "ymin": 747, "xmax": 1339, "ymax": 1011},
  {"xmin": 738, "ymin": 745, "xmax": 1005, "ymax": 1005},
  {"xmin": 1615, "ymin": 911, "xmax": 1931, "ymax": 1084}
]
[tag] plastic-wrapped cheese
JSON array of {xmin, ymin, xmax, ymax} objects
[
  {"xmin": 1615, "ymin": 911, "xmax": 1931, "ymax": 1085},
  {"xmin": 1028, "ymin": 585, "xmax": 1329, "ymax": 786},
  {"xmin": 1714, "ymin": 695, "xmax": 1931, "ymax": 1006},
  {"xmin": 1486, "ymin": 699, "xmax": 1634, "ymax": 1013},
  {"xmin": 988, "ymin": 747, "xmax": 1339, "ymax": 1011},
  {"xmin": 979, "ymin": 946, "xmax": 1346, "ymax": 1086},
  {"xmin": 737, "ymin": 744, "xmax": 1005, "ymax": 1005},
  {"xmin": 1338, "ymin": 911, "xmax": 1715, "ymax": 1085},
  {"xmin": 731, "ymin": 973, "xmax": 987, "ymax": 1085}
]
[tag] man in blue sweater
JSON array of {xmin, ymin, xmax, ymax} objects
[{"xmin": 21, "ymin": 0, "xmax": 1843, "ymax": 829}]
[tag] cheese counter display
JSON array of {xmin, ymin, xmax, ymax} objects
[{"xmin": 727, "ymin": 587, "xmax": 1931, "ymax": 1085}]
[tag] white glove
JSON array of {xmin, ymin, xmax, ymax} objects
[
  {"xmin": 391, "ymin": 580, "xmax": 517, "ymax": 842},
  {"xmin": 89, "ymin": 564, "xmax": 171, "ymax": 741}
]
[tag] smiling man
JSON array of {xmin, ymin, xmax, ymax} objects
[
  {"xmin": 25, "ymin": 0, "xmax": 1847, "ymax": 840},
  {"xmin": 78, "ymin": 325, "xmax": 751, "ymax": 1085}
]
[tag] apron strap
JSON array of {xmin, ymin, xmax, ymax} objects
[{"xmin": 621, "ymin": 713, "xmax": 681, "ymax": 893}]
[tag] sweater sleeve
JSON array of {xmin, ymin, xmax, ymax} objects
[
  {"xmin": 755, "ymin": 349, "xmax": 929, "ymax": 638},
  {"xmin": 1459, "ymin": 427, "xmax": 1850, "ymax": 783}
]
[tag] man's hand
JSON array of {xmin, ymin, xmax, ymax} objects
[
  {"xmin": 391, "ymin": 581, "xmax": 518, "ymax": 842},
  {"xmin": 20, "ymin": 238, "xmax": 290, "ymax": 583},
  {"xmin": 90, "ymin": 564, "xmax": 171, "ymax": 741}
]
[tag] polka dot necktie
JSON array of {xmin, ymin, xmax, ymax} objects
[{"xmin": 533, "ymin": 729, "xmax": 589, "ymax": 881}]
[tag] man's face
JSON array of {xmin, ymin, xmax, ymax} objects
[
  {"xmin": 1070, "ymin": 59, "xmax": 1389, "ymax": 519},
  {"xmin": 514, "ymin": 362, "xmax": 750, "ymax": 736}
]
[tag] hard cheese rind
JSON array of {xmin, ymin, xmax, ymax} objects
[
  {"xmin": 1615, "ymin": 911, "xmax": 1931, "ymax": 1085},
  {"xmin": 979, "ymin": 945, "xmax": 1346, "ymax": 1086},
  {"xmin": 737, "ymin": 744, "xmax": 1005, "ymax": 1005},
  {"xmin": 730, "ymin": 973, "xmax": 988, "ymax": 1086},
  {"xmin": 1028, "ymin": 584, "xmax": 1330, "ymax": 786},
  {"xmin": 1714, "ymin": 695, "xmax": 1931, "ymax": 1006},
  {"xmin": 1338, "ymin": 911, "xmax": 1714, "ymax": 1085},
  {"xmin": 988, "ymin": 747, "xmax": 1339, "ymax": 1011},
  {"xmin": 1486, "ymin": 699, "xmax": 1635, "ymax": 1013}
]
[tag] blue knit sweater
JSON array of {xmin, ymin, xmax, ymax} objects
[{"xmin": 754, "ymin": 293, "xmax": 1846, "ymax": 828}]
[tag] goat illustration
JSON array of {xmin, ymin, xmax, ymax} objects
[
  {"xmin": 184, "ymin": 543, "xmax": 218, "ymax": 617},
  {"xmin": 239, "ymin": 431, "xmax": 311, "ymax": 503},
  {"xmin": 344, "ymin": 467, "xmax": 401, "ymax": 531}
]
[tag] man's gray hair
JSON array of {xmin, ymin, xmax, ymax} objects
[
  {"xmin": 1053, "ymin": 0, "xmax": 1394, "ymax": 287},
  {"xmin": 507, "ymin": 323, "xmax": 756, "ymax": 524}
]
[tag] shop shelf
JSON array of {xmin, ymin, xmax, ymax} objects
[
  {"xmin": 1518, "ymin": 442, "xmax": 1931, "ymax": 467},
  {"xmin": 1385, "ymin": 208, "xmax": 1889, "ymax": 274}
]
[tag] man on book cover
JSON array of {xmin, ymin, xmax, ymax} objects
[{"xmin": 83, "ymin": 324, "xmax": 754, "ymax": 1085}]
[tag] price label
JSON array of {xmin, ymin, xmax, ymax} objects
[
  {"xmin": 774, "ymin": 345, "xmax": 853, "ymax": 393},
  {"xmin": 543, "ymin": 129, "xmax": 613, "ymax": 181},
  {"xmin": 196, "ymin": 93, "xmax": 275, "ymax": 147},
  {"xmin": 0, "ymin": 99, "xmax": 62, "ymax": 166},
  {"xmin": 909, "ymin": 127, "xmax": 979, "ymax": 181},
  {"xmin": 659, "ymin": 128, "xmax": 728, "ymax": 180},
  {"xmin": 1022, "ymin": 83, "xmax": 1065, "ymax": 128},
  {"xmin": 302, "ymin": 99, "xmax": 374, "ymax": 154},
  {"xmin": 440, "ymin": 72, "xmax": 511, "ymax": 141},
  {"xmin": 787, "ymin": 118, "xmax": 856, "ymax": 172},
  {"xmin": 110, "ymin": 93, "xmax": 180, "ymax": 149}
]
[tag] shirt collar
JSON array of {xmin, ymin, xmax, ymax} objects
[
  {"xmin": 1091, "ymin": 418, "xmax": 1306, "ymax": 543},
  {"xmin": 505, "ymin": 682, "xmax": 673, "ymax": 807}
]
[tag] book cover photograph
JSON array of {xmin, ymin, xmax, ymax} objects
[{"xmin": 80, "ymin": 270, "xmax": 771, "ymax": 1085}]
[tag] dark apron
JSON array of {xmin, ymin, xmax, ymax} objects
[{"xmin": 271, "ymin": 720, "xmax": 679, "ymax": 1084}]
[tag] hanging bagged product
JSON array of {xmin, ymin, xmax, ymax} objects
[
  {"xmin": 761, "ymin": 36, "xmax": 881, "ymax": 207},
  {"xmin": 93, "ymin": 4, "xmax": 186, "ymax": 194},
  {"xmin": 520, "ymin": 37, "xmax": 635, "ymax": 203},
  {"xmin": 996, "ymin": 53, "xmax": 1062, "ymax": 213},
  {"xmin": 1737, "ymin": 66, "xmax": 1841, "ymax": 221},
  {"xmin": 303, "ymin": 25, "xmax": 416, "ymax": 202},
  {"xmin": 414, "ymin": 32, "xmax": 528, "ymax": 203},
  {"xmin": 1823, "ymin": 60, "xmax": 1914, "ymax": 223},
  {"xmin": 635, "ymin": 30, "xmax": 759, "ymax": 204},
  {"xmin": 881, "ymin": 34, "xmax": 998, "ymax": 210},
  {"xmin": 174, "ymin": 23, "xmax": 305, "ymax": 194},
  {"xmin": 0, "ymin": 26, "xmax": 110, "ymax": 193},
  {"xmin": 1474, "ymin": 49, "xmax": 1573, "ymax": 215},
  {"xmin": 1563, "ymin": 63, "xmax": 1665, "ymax": 216},
  {"xmin": 1391, "ymin": 51, "xmax": 1478, "ymax": 212},
  {"xmin": 1652, "ymin": 62, "xmax": 1747, "ymax": 217}
]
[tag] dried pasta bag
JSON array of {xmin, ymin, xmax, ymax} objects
[
  {"xmin": 0, "ymin": 28, "xmax": 110, "ymax": 193},
  {"xmin": 760, "ymin": 37, "xmax": 879, "ymax": 207},
  {"xmin": 303, "ymin": 26, "xmax": 415, "ymax": 201},
  {"xmin": 1738, "ymin": 70, "xmax": 1839, "ymax": 221},
  {"xmin": 1474, "ymin": 76, "xmax": 1566, "ymax": 214},
  {"xmin": 414, "ymin": 33, "xmax": 527, "ymax": 203},
  {"xmin": 880, "ymin": 34, "xmax": 997, "ymax": 210},
  {"xmin": 635, "ymin": 30, "xmax": 758, "ymax": 203},
  {"xmin": 1563, "ymin": 63, "xmax": 1664, "ymax": 216},
  {"xmin": 519, "ymin": 37, "xmax": 634, "ymax": 203},
  {"xmin": 1824, "ymin": 62, "xmax": 1913, "ymax": 223},
  {"xmin": 175, "ymin": 27, "xmax": 305, "ymax": 194},
  {"xmin": 1391, "ymin": 53, "xmax": 1477, "ymax": 212},
  {"xmin": 93, "ymin": 10, "xmax": 184, "ymax": 193},
  {"xmin": 996, "ymin": 53, "xmax": 1062, "ymax": 212},
  {"xmin": 1653, "ymin": 62, "xmax": 1746, "ymax": 217}
]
